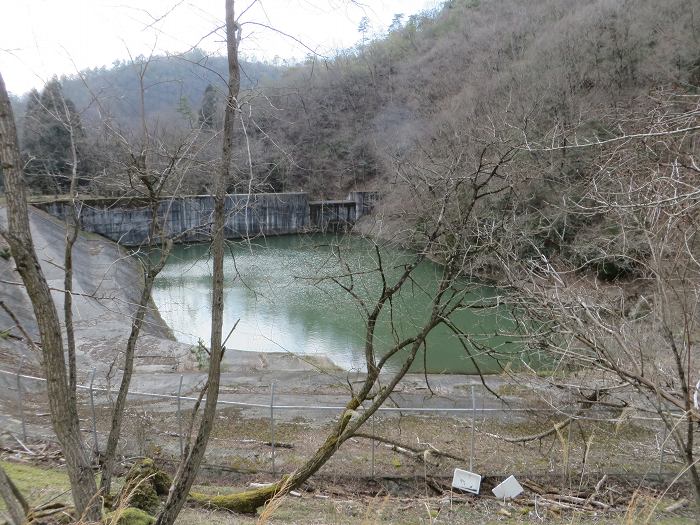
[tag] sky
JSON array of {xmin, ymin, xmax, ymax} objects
[{"xmin": 0, "ymin": 0, "xmax": 439, "ymax": 96}]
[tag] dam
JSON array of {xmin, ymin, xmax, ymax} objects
[{"xmin": 35, "ymin": 191, "xmax": 378, "ymax": 246}]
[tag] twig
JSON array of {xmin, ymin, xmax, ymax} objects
[
  {"xmin": 0, "ymin": 301, "xmax": 40, "ymax": 352},
  {"xmin": 9, "ymin": 433, "xmax": 34, "ymax": 455}
]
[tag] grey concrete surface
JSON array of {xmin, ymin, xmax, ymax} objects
[
  {"xmin": 0, "ymin": 204, "xmax": 194, "ymax": 381},
  {"xmin": 34, "ymin": 192, "xmax": 380, "ymax": 245}
]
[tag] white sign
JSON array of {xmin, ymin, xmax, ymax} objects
[
  {"xmin": 492, "ymin": 475, "xmax": 524, "ymax": 500},
  {"xmin": 451, "ymin": 468, "xmax": 481, "ymax": 494}
]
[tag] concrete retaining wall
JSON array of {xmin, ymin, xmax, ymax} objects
[
  {"xmin": 309, "ymin": 200, "xmax": 356, "ymax": 232},
  {"xmin": 309, "ymin": 191, "xmax": 381, "ymax": 232},
  {"xmin": 36, "ymin": 191, "xmax": 378, "ymax": 246}
]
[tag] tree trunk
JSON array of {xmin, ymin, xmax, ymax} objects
[
  {"xmin": 190, "ymin": 313, "xmax": 433, "ymax": 514},
  {"xmin": 0, "ymin": 71, "xmax": 101, "ymax": 522},
  {"xmin": 186, "ymin": 231, "xmax": 449, "ymax": 514},
  {"xmin": 683, "ymin": 428, "xmax": 700, "ymax": 521},
  {"xmin": 189, "ymin": 397, "xmax": 362, "ymax": 513},
  {"xmin": 100, "ymin": 243, "xmax": 171, "ymax": 495},
  {"xmin": 64, "ymin": 212, "xmax": 78, "ymax": 404},
  {"xmin": 154, "ymin": 1, "xmax": 239, "ymax": 523},
  {"xmin": 63, "ymin": 101, "xmax": 80, "ymax": 405}
]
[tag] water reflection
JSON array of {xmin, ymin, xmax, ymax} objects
[{"xmin": 152, "ymin": 234, "xmax": 520, "ymax": 373}]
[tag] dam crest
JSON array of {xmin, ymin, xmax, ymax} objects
[{"xmin": 35, "ymin": 191, "xmax": 378, "ymax": 246}]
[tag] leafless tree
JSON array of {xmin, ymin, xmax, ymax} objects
[
  {"xmin": 1, "ymin": 71, "xmax": 103, "ymax": 521},
  {"xmin": 154, "ymin": 1, "xmax": 239, "ymax": 523},
  {"xmin": 496, "ymin": 89, "xmax": 700, "ymax": 513},
  {"xmin": 0, "ymin": 43, "xmax": 211, "ymax": 525},
  {"xmin": 98, "ymin": 50, "xmax": 180, "ymax": 496},
  {"xmin": 185, "ymin": 115, "xmax": 520, "ymax": 513}
]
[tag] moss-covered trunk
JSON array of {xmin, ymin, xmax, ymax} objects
[
  {"xmin": 189, "ymin": 335, "xmax": 428, "ymax": 514},
  {"xmin": 189, "ymin": 398, "xmax": 361, "ymax": 513}
]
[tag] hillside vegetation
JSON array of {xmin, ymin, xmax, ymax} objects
[
  {"xmin": 251, "ymin": 0, "xmax": 696, "ymax": 279},
  {"xmin": 247, "ymin": 0, "xmax": 695, "ymax": 192},
  {"xmin": 10, "ymin": 0, "xmax": 698, "ymax": 276}
]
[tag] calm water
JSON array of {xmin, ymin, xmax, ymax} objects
[{"xmin": 151, "ymin": 234, "xmax": 521, "ymax": 373}]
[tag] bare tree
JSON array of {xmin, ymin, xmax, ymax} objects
[
  {"xmin": 496, "ymin": 89, "xmax": 700, "ymax": 513},
  {"xmin": 98, "ymin": 50, "xmax": 179, "ymax": 497},
  {"xmin": 1, "ymin": 47, "xmax": 211, "ymax": 525},
  {"xmin": 1, "ymin": 71, "xmax": 102, "ymax": 521},
  {"xmin": 154, "ymin": 1, "xmax": 240, "ymax": 523},
  {"xmin": 186, "ymin": 122, "xmax": 519, "ymax": 512}
]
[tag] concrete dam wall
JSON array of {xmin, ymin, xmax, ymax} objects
[{"xmin": 36, "ymin": 191, "xmax": 378, "ymax": 246}]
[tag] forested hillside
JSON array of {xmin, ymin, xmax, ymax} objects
[
  {"xmin": 12, "ymin": 50, "xmax": 281, "ymax": 127},
  {"xmin": 62, "ymin": 49, "xmax": 283, "ymax": 125},
  {"xmin": 12, "ymin": 49, "xmax": 283, "ymax": 193},
  {"xmin": 248, "ymin": 0, "xmax": 695, "ymax": 194},
  {"xmin": 13, "ymin": 0, "xmax": 697, "ymax": 265}
]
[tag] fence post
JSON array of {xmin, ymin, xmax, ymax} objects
[
  {"xmin": 89, "ymin": 368, "xmax": 98, "ymax": 455},
  {"xmin": 470, "ymin": 385, "xmax": 475, "ymax": 472},
  {"xmin": 497, "ymin": 395, "xmax": 504, "ymax": 457},
  {"xmin": 371, "ymin": 415, "xmax": 376, "ymax": 479},
  {"xmin": 270, "ymin": 383, "xmax": 276, "ymax": 477},
  {"xmin": 16, "ymin": 362, "xmax": 27, "ymax": 442},
  {"xmin": 565, "ymin": 416, "xmax": 573, "ymax": 487},
  {"xmin": 659, "ymin": 425, "xmax": 667, "ymax": 475},
  {"xmin": 177, "ymin": 375, "xmax": 184, "ymax": 457}
]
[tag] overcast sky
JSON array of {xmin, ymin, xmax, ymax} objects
[{"xmin": 0, "ymin": 0, "xmax": 439, "ymax": 96}]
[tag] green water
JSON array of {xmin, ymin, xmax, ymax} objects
[{"xmin": 151, "ymin": 234, "xmax": 521, "ymax": 374}]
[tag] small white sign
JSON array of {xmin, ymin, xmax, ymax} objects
[
  {"xmin": 451, "ymin": 468, "xmax": 481, "ymax": 494},
  {"xmin": 492, "ymin": 475, "xmax": 523, "ymax": 500}
]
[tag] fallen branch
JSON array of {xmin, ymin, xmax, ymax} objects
[
  {"xmin": 594, "ymin": 474, "xmax": 607, "ymax": 493},
  {"xmin": 542, "ymin": 493, "xmax": 610, "ymax": 510},
  {"xmin": 521, "ymin": 479, "xmax": 550, "ymax": 495},
  {"xmin": 354, "ymin": 432, "xmax": 463, "ymax": 465},
  {"xmin": 483, "ymin": 416, "xmax": 575, "ymax": 444},
  {"xmin": 25, "ymin": 502, "xmax": 73, "ymax": 523},
  {"xmin": 236, "ymin": 439, "xmax": 294, "ymax": 449},
  {"xmin": 9, "ymin": 434, "xmax": 35, "ymax": 455},
  {"xmin": 664, "ymin": 498, "xmax": 688, "ymax": 513}
]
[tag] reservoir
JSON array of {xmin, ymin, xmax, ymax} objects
[{"xmin": 151, "ymin": 234, "xmax": 520, "ymax": 374}]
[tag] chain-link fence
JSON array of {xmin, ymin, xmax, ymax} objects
[{"xmin": 0, "ymin": 367, "xmax": 683, "ymax": 487}]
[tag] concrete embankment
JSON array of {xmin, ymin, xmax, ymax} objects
[
  {"xmin": 0, "ymin": 204, "xmax": 194, "ymax": 386},
  {"xmin": 35, "ymin": 191, "xmax": 379, "ymax": 246},
  {"xmin": 0, "ymin": 191, "xmax": 377, "ymax": 400}
]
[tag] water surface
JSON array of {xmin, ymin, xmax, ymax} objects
[{"xmin": 152, "ymin": 234, "xmax": 520, "ymax": 373}]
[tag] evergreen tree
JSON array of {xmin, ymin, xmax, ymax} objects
[
  {"xmin": 198, "ymin": 83, "xmax": 219, "ymax": 130},
  {"xmin": 177, "ymin": 95, "xmax": 194, "ymax": 126},
  {"xmin": 22, "ymin": 88, "xmax": 42, "ymax": 156},
  {"xmin": 22, "ymin": 78, "xmax": 85, "ymax": 193}
]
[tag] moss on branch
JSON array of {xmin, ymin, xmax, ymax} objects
[{"xmin": 188, "ymin": 480, "xmax": 284, "ymax": 514}]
